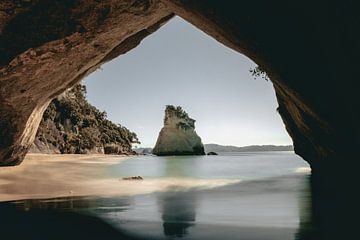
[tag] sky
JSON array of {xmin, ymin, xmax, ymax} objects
[{"xmin": 84, "ymin": 16, "xmax": 292, "ymax": 148}]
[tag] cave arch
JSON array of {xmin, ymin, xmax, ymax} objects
[{"xmin": 0, "ymin": 0, "xmax": 359, "ymax": 180}]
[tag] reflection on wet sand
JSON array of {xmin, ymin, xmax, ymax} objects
[
  {"xmin": 157, "ymin": 155, "xmax": 198, "ymax": 237},
  {"xmin": 158, "ymin": 190, "xmax": 197, "ymax": 237},
  {"xmin": 1, "ymin": 154, "xmax": 352, "ymax": 239},
  {"xmin": 0, "ymin": 176, "xmax": 304, "ymax": 240},
  {"xmin": 1, "ymin": 174, "xmax": 351, "ymax": 240}
]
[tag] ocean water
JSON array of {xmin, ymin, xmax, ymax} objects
[
  {"xmin": 0, "ymin": 152, "xmax": 312, "ymax": 240},
  {"xmin": 108, "ymin": 151, "xmax": 309, "ymax": 180}
]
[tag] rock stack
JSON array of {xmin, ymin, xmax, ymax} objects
[{"xmin": 152, "ymin": 105, "xmax": 205, "ymax": 156}]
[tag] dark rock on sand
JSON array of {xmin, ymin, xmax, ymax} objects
[{"xmin": 207, "ymin": 152, "xmax": 218, "ymax": 155}]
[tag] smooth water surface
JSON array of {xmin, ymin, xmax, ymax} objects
[
  {"xmin": 0, "ymin": 152, "xmax": 311, "ymax": 240},
  {"xmin": 108, "ymin": 151, "xmax": 309, "ymax": 180}
]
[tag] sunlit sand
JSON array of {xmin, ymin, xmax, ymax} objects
[{"xmin": 0, "ymin": 154, "xmax": 240, "ymax": 202}]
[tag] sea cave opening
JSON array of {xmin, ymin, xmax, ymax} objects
[
  {"xmin": 11, "ymin": 16, "xmax": 311, "ymax": 239},
  {"xmin": 1, "ymin": 2, "xmax": 358, "ymax": 239}
]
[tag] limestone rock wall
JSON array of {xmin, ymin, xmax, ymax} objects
[
  {"xmin": 162, "ymin": 0, "xmax": 360, "ymax": 173},
  {"xmin": 0, "ymin": 0, "xmax": 173, "ymax": 165},
  {"xmin": 152, "ymin": 105, "xmax": 205, "ymax": 156}
]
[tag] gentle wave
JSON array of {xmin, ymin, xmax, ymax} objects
[{"xmin": 294, "ymin": 167, "xmax": 311, "ymax": 173}]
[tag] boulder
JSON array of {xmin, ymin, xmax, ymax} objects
[{"xmin": 207, "ymin": 151, "xmax": 218, "ymax": 155}]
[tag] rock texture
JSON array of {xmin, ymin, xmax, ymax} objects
[
  {"xmin": 0, "ymin": 0, "xmax": 173, "ymax": 165},
  {"xmin": 152, "ymin": 105, "xmax": 205, "ymax": 156}
]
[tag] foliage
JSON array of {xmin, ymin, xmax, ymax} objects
[
  {"xmin": 165, "ymin": 105, "xmax": 195, "ymax": 128},
  {"xmin": 36, "ymin": 84, "xmax": 139, "ymax": 154},
  {"xmin": 249, "ymin": 66, "xmax": 270, "ymax": 81}
]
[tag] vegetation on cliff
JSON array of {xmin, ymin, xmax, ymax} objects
[
  {"xmin": 32, "ymin": 84, "xmax": 139, "ymax": 154},
  {"xmin": 164, "ymin": 105, "xmax": 195, "ymax": 129}
]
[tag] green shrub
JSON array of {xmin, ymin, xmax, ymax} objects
[{"xmin": 38, "ymin": 83, "xmax": 139, "ymax": 154}]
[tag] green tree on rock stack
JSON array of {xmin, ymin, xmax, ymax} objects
[{"xmin": 153, "ymin": 105, "xmax": 205, "ymax": 156}]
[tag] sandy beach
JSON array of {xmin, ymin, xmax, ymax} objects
[
  {"xmin": 0, "ymin": 154, "xmax": 241, "ymax": 202},
  {"xmin": 0, "ymin": 154, "xmax": 131, "ymax": 201},
  {"xmin": 0, "ymin": 153, "xmax": 311, "ymax": 240}
]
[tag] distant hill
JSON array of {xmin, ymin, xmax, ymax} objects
[
  {"xmin": 204, "ymin": 144, "xmax": 293, "ymax": 153},
  {"xmin": 134, "ymin": 144, "xmax": 293, "ymax": 155},
  {"xmin": 133, "ymin": 148, "xmax": 153, "ymax": 154}
]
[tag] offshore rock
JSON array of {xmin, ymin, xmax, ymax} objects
[
  {"xmin": 207, "ymin": 151, "xmax": 218, "ymax": 155},
  {"xmin": 152, "ymin": 105, "xmax": 205, "ymax": 156}
]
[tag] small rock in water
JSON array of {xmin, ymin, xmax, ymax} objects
[
  {"xmin": 207, "ymin": 151, "xmax": 218, "ymax": 155},
  {"xmin": 122, "ymin": 176, "xmax": 143, "ymax": 180}
]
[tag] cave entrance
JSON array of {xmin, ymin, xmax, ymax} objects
[
  {"xmin": 0, "ymin": 12, "xmax": 314, "ymax": 240},
  {"xmin": 83, "ymin": 16, "xmax": 293, "ymax": 151},
  {"xmin": 0, "ymin": 2, "xmax": 356, "ymax": 238},
  {"xmin": 0, "ymin": 6, "xmax": 314, "ymax": 239},
  {"xmin": 66, "ymin": 16, "xmax": 309, "ymax": 238}
]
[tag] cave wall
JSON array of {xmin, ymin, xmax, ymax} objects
[
  {"xmin": 0, "ymin": 0, "xmax": 173, "ymax": 165},
  {"xmin": 163, "ymin": 0, "xmax": 360, "ymax": 175},
  {"xmin": 1, "ymin": 0, "xmax": 359, "ymax": 170}
]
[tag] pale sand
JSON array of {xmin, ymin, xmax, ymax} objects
[{"xmin": 0, "ymin": 154, "xmax": 240, "ymax": 202}]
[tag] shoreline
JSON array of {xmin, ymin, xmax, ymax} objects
[
  {"xmin": 0, "ymin": 153, "xmax": 308, "ymax": 203},
  {"xmin": 0, "ymin": 154, "xmax": 132, "ymax": 202},
  {"xmin": 0, "ymin": 154, "xmax": 241, "ymax": 202},
  {"xmin": 25, "ymin": 153, "xmax": 134, "ymax": 161}
]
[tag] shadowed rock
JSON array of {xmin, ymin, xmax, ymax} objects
[{"xmin": 0, "ymin": 0, "xmax": 173, "ymax": 165}]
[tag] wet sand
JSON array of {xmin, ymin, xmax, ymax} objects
[
  {"xmin": 0, "ymin": 174, "xmax": 310, "ymax": 240},
  {"xmin": 100, "ymin": 174, "xmax": 310, "ymax": 237},
  {"xmin": 0, "ymin": 153, "xmax": 312, "ymax": 240}
]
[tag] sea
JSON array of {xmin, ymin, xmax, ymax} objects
[{"xmin": 0, "ymin": 152, "xmax": 312, "ymax": 240}]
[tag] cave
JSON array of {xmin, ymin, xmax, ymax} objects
[{"xmin": 1, "ymin": 0, "xmax": 359, "ymax": 238}]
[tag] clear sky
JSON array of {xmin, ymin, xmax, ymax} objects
[{"xmin": 84, "ymin": 16, "xmax": 292, "ymax": 148}]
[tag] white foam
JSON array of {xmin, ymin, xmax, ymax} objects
[{"xmin": 294, "ymin": 167, "xmax": 311, "ymax": 173}]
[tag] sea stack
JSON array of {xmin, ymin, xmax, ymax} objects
[{"xmin": 152, "ymin": 105, "xmax": 205, "ymax": 156}]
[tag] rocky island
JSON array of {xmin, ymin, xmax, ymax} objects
[{"xmin": 152, "ymin": 105, "xmax": 205, "ymax": 156}]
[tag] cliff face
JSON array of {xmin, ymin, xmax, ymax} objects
[
  {"xmin": 30, "ymin": 84, "xmax": 139, "ymax": 155},
  {"xmin": 0, "ymin": 0, "xmax": 172, "ymax": 165},
  {"xmin": 152, "ymin": 105, "xmax": 205, "ymax": 156}
]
